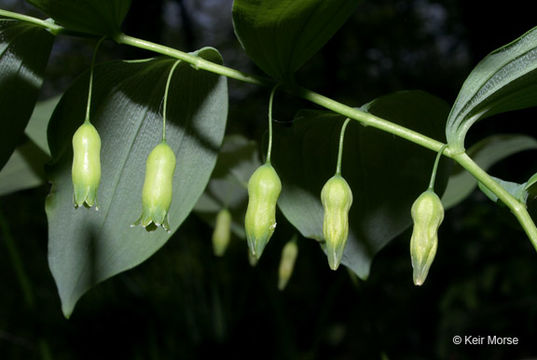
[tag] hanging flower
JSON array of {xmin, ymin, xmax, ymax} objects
[
  {"xmin": 133, "ymin": 141, "xmax": 176, "ymax": 232},
  {"xmin": 410, "ymin": 190, "xmax": 444, "ymax": 285},
  {"xmin": 72, "ymin": 122, "xmax": 101, "ymax": 209},
  {"xmin": 212, "ymin": 208, "xmax": 232, "ymax": 256},
  {"xmin": 244, "ymin": 163, "xmax": 282, "ymax": 259},
  {"xmin": 321, "ymin": 174, "xmax": 353, "ymax": 270}
]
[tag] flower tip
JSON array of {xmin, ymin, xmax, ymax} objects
[
  {"xmin": 249, "ymin": 248, "xmax": 261, "ymax": 260},
  {"xmin": 249, "ymin": 239, "xmax": 268, "ymax": 261},
  {"xmin": 163, "ymin": 217, "xmax": 171, "ymax": 232},
  {"xmin": 328, "ymin": 255, "xmax": 341, "ymax": 271},
  {"xmin": 248, "ymin": 249, "xmax": 258, "ymax": 267},
  {"xmin": 413, "ymin": 268, "xmax": 428, "ymax": 286}
]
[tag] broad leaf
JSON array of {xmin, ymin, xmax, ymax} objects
[
  {"xmin": 273, "ymin": 91, "xmax": 450, "ymax": 279},
  {"xmin": 0, "ymin": 96, "xmax": 60, "ymax": 195},
  {"xmin": 0, "ymin": 96, "xmax": 62, "ymax": 195},
  {"xmin": 525, "ymin": 172, "xmax": 537, "ymax": 198},
  {"xmin": 232, "ymin": 0, "xmax": 359, "ymax": 81},
  {"xmin": 46, "ymin": 49, "xmax": 228, "ymax": 317},
  {"xmin": 27, "ymin": 0, "xmax": 131, "ymax": 36},
  {"xmin": 25, "ymin": 95, "xmax": 61, "ymax": 155},
  {"xmin": 441, "ymin": 135, "xmax": 537, "ymax": 209},
  {"xmin": 478, "ymin": 176, "xmax": 528, "ymax": 204},
  {"xmin": 0, "ymin": 140, "xmax": 48, "ymax": 196},
  {"xmin": 195, "ymin": 135, "xmax": 261, "ymax": 239},
  {"xmin": 446, "ymin": 25, "xmax": 537, "ymax": 149},
  {"xmin": 0, "ymin": 19, "xmax": 54, "ymax": 169},
  {"xmin": 526, "ymin": 173, "xmax": 537, "ymax": 191}
]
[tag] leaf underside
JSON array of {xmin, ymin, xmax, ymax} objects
[
  {"xmin": 274, "ymin": 90, "xmax": 451, "ymax": 279},
  {"xmin": 46, "ymin": 49, "xmax": 228, "ymax": 317},
  {"xmin": 194, "ymin": 135, "xmax": 261, "ymax": 239},
  {"xmin": 0, "ymin": 20, "xmax": 54, "ymax": 170},
  {"xmin": 446, "ymin": 25, "xmax": 537, "ymax": 148},
  {"xmin": 232, "ymin": 0, "xmax": 359, "ymax": 81}
]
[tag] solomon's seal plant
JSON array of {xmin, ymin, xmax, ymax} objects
[
  {"xmin": 321, "ymin": 118, "xmax": 353, "ymax": 270},
  {"xmin": 3, "ymin": 1, "xmax": 537, "ymax": 319},
  {"xmin": 245, "ymin": 85, "xmax": 282, "ymax": 259}
]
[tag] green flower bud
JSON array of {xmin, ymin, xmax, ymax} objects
[
  {"xmin": 321, "ymin": 175, "xmax": 353, "ymax": 270},
  {"xmin": 212, "ymin": 208, "xmax": 232, "ymax": 257},
  {"xmin": 72, "ymin": 122, "xmax": 101, "ymax": 209},
  {"xmin": 244, "ymin": 163, "xmax": 282, "ymax": 259},
  {"xmin": 410, "ymin": 190, "xmax": 444, "ymax": 286},
  {"xmin": 278, "ymin": 239, "xmax": 298, "ymax": 291},
  {"xmin": 133, "ymin": 141, "xmax": 176, "ymax": 232}
]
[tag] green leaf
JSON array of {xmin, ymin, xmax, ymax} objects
[
  {"xmin": 25, "ymin": 95, "xmax": 61, "ymax": 155},
  {"xmin": 441, "ymin": 135, "xmax": 537, "ymax": 209},
  {"xmin": 525, "ymin": 173, "xmax": 537, "ymax": 190},
  {"xmin": 0, "ymin": 140, "xmax": 49, "ymax": 196},
  {"xmin": 0, "ymin": 19, "xmax": 54, "ymax": 170},
  {"xmin": 27, "ymin": 0, "xmax": 131, "ymax": 36},
  {"xmin": 478, "ymin": 176, "xmax": 528, "ymax": 204},
  {"xmin": 194, "ymin": 135, "xmax": 261, "ymax": 239},
  {"xmin": 232, "ymin": 0, "xmax": 359, "ymax": 81},
  {"xmin": 273, "ymin": 90, "xmax": 450, "ymax": 279},
  {"xmin": 446, "ymin": 25, "xmax": 537, "ymax": 150},
  {"xmin": 46, "ymin": 49, "xmax": 228, "ymax": 317},
  {"xmin": 525, "ymin": 172, "xmax": 537, "ymax": 198}
]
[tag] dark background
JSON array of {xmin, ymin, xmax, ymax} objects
[{"xmin": 1, "ymin": 0, "xmax": 537, "ymax": 359}]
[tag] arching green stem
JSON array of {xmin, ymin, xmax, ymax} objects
[
  {"xmin": 0, "ymin": 9, "xmax": 62, "ymax": 34},
  {"xmin": 162, "ymin": 60, "xmax": 181, "ymax": 142},
  {"xmin": 0, "ymin": 11, "xmax": 464, "ymax": 158},
  {"xmin": 428, "ymin": 144, "xmax": 447, "ymax": 191},
  {"xmin": 266, "ymin": 83, "xmax": 280, "ymax": 164},
  {"xmin": 114, "ymin": 33, "xmax": 270, "ymax": 86},
  {"xmin": 85, "ymin": 36, "xmax": 106, "ymax": 123},
  {"xmin": 336, "ymin": 118, "xmax": 351, "ymax": 175}
]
